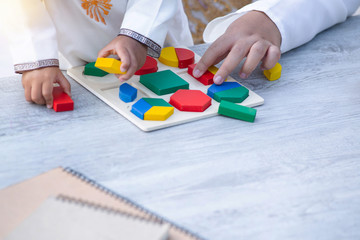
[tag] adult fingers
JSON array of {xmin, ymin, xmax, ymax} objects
[
  {"xmin": 240, "ymin": 40, "xmax": 269, "ymax": 78},
  {"xmin": 214, "ymin": 41, "xmax": 248, "ymax": 84},
  {"xmin": 193, "ymin": 36, "xmax": 230, "ymax": 78},
  {"xmin": 261, "ymin": 45, "xmax": 281, "ymax": 70}
]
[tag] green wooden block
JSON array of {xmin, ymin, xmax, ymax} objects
[
  {"xmin": 218, "ymin": 100, "xmax": 256, "ymax": 122},
  {"xmin": 143, "ymin": 98, "xmax": 172, "ymax": 107},
  {"xmin": 84, "ymin": 62, "xmax": 109, "ymax": 77},
  {"xmin": 213, "ymin": 86, "xmax": 249, "ymax": 103},
  {"xmin": 140, "ymin": 70, "xmax": 189, "ymax": 95}
]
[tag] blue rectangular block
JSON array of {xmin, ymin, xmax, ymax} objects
[
  {"xmin": 131, "ymin": 98, "xmax": 152, "ymax": 120},
  {"xmin": 207, "ymin": 82, "xmax": 242, "ymax": 98},
  {"xmin": 119, "ymin": 83, "xmax": 137, "ymax": 103}
]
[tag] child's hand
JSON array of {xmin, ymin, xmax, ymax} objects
[
  {"xmin": 22, "ymin": 67, "xmax": 71, "ymax": 108},
  {"xmin": 98, "ymin": 35, "xmax": 147, "ymax": 81},
  {"xmin": 194, "ymin": 11, "xmax": 282, "ymax": 84}
]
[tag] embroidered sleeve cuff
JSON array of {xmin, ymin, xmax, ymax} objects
[
  {"xmin": 118, "ymin": 28, "xmax": 161, "ymax": 58},
  {"xmin": 14, "ymin": 59, "xmax": 59, "ymax": 74}
]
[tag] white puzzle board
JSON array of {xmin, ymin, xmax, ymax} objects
[{"xmin": 67, "ymin": 53, "xmax": 264, "ymax": 131}]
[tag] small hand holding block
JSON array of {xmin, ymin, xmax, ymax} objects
[
  {"xmin": 52, "ymin": 86, "xmax": 74, "ymax": 112},
  {"xmin": 95, "ymin": 58, "xmax": 126, "ymax": 74}
]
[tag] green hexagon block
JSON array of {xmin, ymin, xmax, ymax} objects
[
  {"xmin": 140, "ymin": 70, "xmax": 189, "ymax": 95},
  {"xmin": 213, "ymin": 86, "xmax": 249, "ymax": 103}
]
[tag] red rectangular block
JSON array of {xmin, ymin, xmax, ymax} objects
[
  {"xmin": 52, "ymin": 86, "xmax": 74, "ymax": 112},
  {"xmin": 187, "ymin": 63, "xmax": 214, "ymax": 85}
]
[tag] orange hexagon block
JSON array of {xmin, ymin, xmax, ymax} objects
[{"xmin": 169, "ymin": 89, "xmax": 212, "ymax": 112}]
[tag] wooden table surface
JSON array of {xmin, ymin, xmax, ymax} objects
[{"xmin": 1, "ymin": 16, "xmax": 359, "ymax": 240}]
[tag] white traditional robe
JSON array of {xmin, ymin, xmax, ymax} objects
[
  {"xmin": 203, "ymin": 0, "xmax": 360, "ymax": 53},
  {"xmin": 1, "ymin": 0, "xmax": 193, "ymax": 70}
]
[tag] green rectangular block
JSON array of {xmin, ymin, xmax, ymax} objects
[
  {"xmin": 140, "ymin": 70, "xmax": 189, "ymax": 95},
  {"xmin": 213, "ymin": 86, "xmax": 249, "ymax": 103},
  {"xmin": 218, "ymin": 100, "xmax": 256, "ymax": 122},
  {"xmin": 83, "ymin": 62, "xmax": 109, "ymax": 77}
]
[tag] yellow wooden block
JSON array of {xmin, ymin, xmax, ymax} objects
[
  {"xmin": 159, "ymin": 47, "xmax": 178, "ymax": 67},
  {"xmin": 208, "ymin": 65, "xmax": 218, "ymax": 75},
  {"xmin": 208, "ymin": 65, "xmax": 227, "ymax": 81},
  {"xmin": 263, "ymin": 62, "xmax": 282, "ymax": 81},
  {"xmin": 95, "ymin": 58, "xmax": 126, "ymax": 74},
  {"xmin": 144, "ymin": 106, "xmax": 174, "ymax": 121}
]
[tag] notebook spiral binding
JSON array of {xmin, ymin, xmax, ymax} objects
[
  {"xmin": 56, "ymin": 195, "xmax": 165, "ymax": 227},
  {"xmin": 63, "ymin": 167, "xmax": 206, "ymax": 240}
]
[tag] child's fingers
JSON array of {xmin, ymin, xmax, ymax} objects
[
  {"xmin": 42, "ymin": 80, "xmax": 53, "ymax": 109},
  {"xmin": 118, "ymin": 54, "xmax": 137, "ymax": 81},
  {"xmin": 31, "ymin": 82, "xmax": 45, "ymax": 105},
  {"xmin": 24, "ymin": 85, "xmax": 32, "ymax": 103},
  {"xmin": 97, "ymin": 47, "xmax": 114, "ymax": 58},
  {"xmin": 214, "ymin": 41, "xmax": 248, "ymax": 84},
  {"xmin": 57, "ymin": 73, "xmax": 72, "ymax": 97},
  {"xmin": 261, "ymin": 45, "xmax": 281, "ymax": 70},
  {"xmin": 194, "ymin": 36, "xmax": 229, "ymax": 78},
  {"xmin": 240, "ymin": 41, "xmax": 269, "ymax": 78},
  {"xmin": 115, "ymin": 46, "xmax": 131, "ymax": 73}
]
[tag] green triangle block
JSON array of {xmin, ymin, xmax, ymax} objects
[
  {"xmin": 143, "ymin": 98, "xmax": 172, "ymax": 107},
  {"xmin": 83, "ymin": 62, "xmax": 109, "ymax": 77},
  {"xmin": 213, "ymin": 86, "xmax": 249, "ymax": 103},
  {"xmin": 140, "ymin": 70, "xmax": 189, "ymax": 95},
  {"xmin": 218, "ymin": 100, "xmax": 256, "ymax": 122}
]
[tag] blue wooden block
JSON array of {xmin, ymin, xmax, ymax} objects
[
  {"xmin": 207, "ymin": 82, "xmax": 242, "ymax": 98},
  {"xmin": 119, "ymin": 83, "xmax": 137, "ymax": 103},
  {"xmin": 131, "ymin": 98, "xmax": 152, "ymax": 120}
]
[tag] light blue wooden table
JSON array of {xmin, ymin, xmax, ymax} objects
[{"xmin": 1, "ymin": 16, "xmax": 360, "ymax": 240}]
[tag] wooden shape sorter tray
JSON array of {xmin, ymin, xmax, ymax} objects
[{"xmin": 67, "ymin": 52, "xmax": 264, "ymax": 131}]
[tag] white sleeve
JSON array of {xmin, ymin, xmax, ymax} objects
[
  {"xmin": 203, "ymin": 0, "xmax": 360, "ymax": 53},
  {"xmin": 0, "ymin": 0, "xmax": 59, "ymax": 72},
  {"xmin": 120, "ymin": 0, "xmax": 178, "ymax": 48}
]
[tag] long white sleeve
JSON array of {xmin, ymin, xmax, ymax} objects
[
  {"xmin": 121, "ymin": 0, "xmax": 184, "ymax": 48},
  {"xmin": 1, "ymin": 0, "xmax": 59, "ymax": 71},
  {"xmin": 203, "ymin": 0, "xmax": 360, "ymax": 53}
]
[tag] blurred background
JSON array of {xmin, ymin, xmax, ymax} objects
[{"xmin": 0, "ymin": 1, "xmax": 359, "ymax": 78}]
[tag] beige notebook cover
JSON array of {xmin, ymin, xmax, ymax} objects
[
  {"xmin": 5, "ymin": 196, "xmax": 169, "ymax": 240},
  {"xmin": 0, "ymin": 167, "xmax": 203, "ymax": 240}
]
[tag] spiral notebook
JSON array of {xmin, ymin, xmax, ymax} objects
[
  {"xmin": 5, "ymin": 196, "xmax": 169, "ymax": 240},
  {"xmin": 0, "ymin": 167, "xmax": 204, "ymax": 240}
]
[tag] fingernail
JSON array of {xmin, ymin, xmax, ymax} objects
[
  {"xmin": 120, "ymin": 67, "xmax": 126, "ymax": 73},
  {"xmin": 193, "ymin": 69, "xmax": 201, "ymax": 78},
  {"xmin": 47, "ymin": 104, "xmax": 52, "ymax": 109},
  {"xmin": 240, "ymin": 73, "xmax": 247, "ymax": 79},
  {"xmin": 214, "ymin": 75, "xmax": 223, "ymax": 84}
]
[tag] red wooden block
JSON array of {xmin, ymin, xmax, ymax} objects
[
  {"xmin": 52, "ymin": 86, "xmax": 74, "ymax": 112},
  {"xmin": 169, "ymin": 89, "xmax": 211, "ymax": 112},
  {"xmin": 175, "ymin": 48, "xmax": 195, "ymax": 69},
  {"xmin": 135, "ymin": 56, "xmax": 158, "ymax": 75},
  {"xmin": 187, "ymin": 63, "xmax": 214, "ymax": 85}
]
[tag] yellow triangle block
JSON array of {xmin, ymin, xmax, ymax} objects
[
  {"xmin": 95, "ymin": 58, "xmax": 126, "ymax": 74},
  {"xmin": 263, "ymin": 62, "xmax": 282, "ymax": 81},
  {"xmin": 159, "ymin": 47, "xmax": 178, "ymax": 67},
  {"xmin": 144, "ymin": 106, "xmax": 174, "ymax": 121}
]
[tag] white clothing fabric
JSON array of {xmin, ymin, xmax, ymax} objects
[
  {"xmin": 1, "ymin": 0, "xmax": 193, "ymax": 69},
  {"xmin": 203, "ymin": 0, "xmax": 360, "ymax": 53}
]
